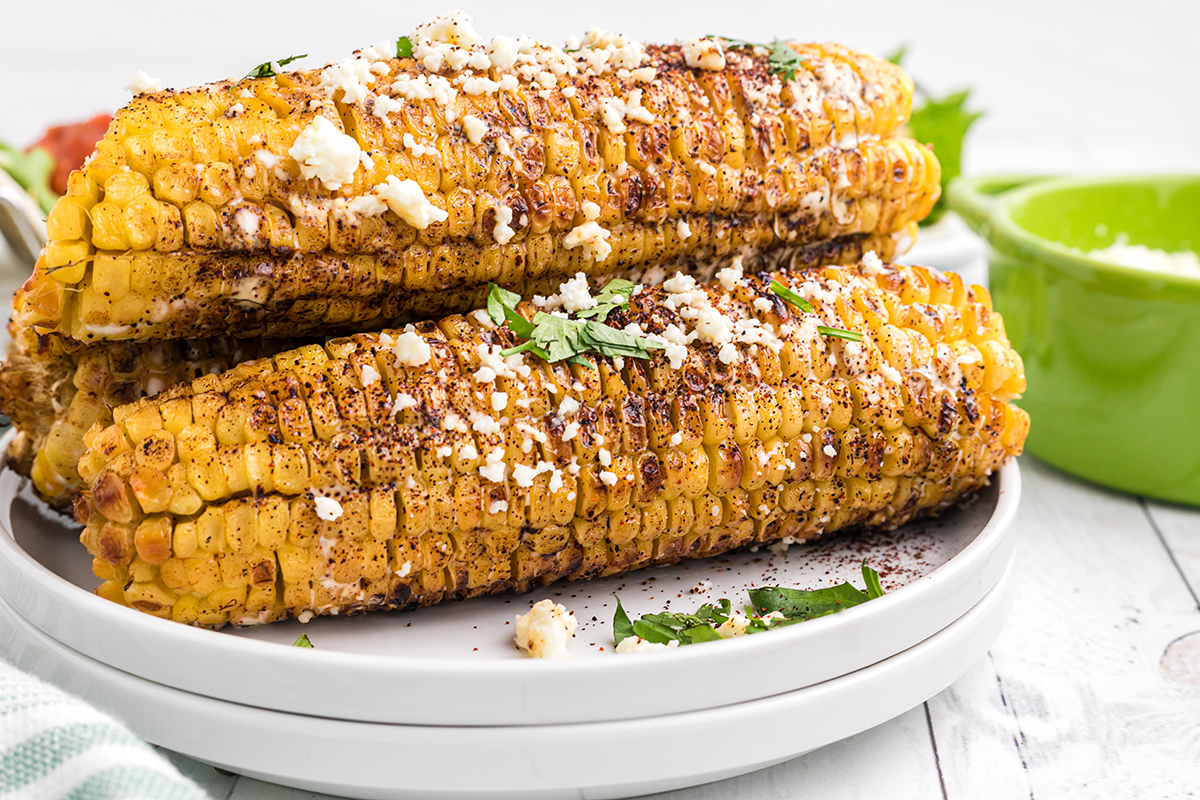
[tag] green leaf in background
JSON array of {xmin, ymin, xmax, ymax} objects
[
  {"xmin": 886, "ymin": 46, "xmax": 984, "ymax": 225},
  {"xmin": 0, "ymin": 142, "xmax": 57, "ymax": 215},
  {"xmin": 293, "ymin": 633, "xmax": 314, "ymax": 648},
  {"xmin": 909, "ymin": 89, "xmax": 983, "ymax": 224}
]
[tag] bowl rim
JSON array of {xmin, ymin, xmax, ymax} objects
[{"xmin": 948, "ymin": 172, "xmax": 1200, "ymax": 289}]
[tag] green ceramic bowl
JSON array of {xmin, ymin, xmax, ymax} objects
[{"xmin": 948, "ymin": 174, "xmax": 1200, "ymax": 506}]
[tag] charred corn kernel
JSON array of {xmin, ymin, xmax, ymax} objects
[
  {"xmin": 74, "ymin": 260, "xmax": 1026, "ymax": 628},
  {"xmin": 0, "ymin": 336, "xmax": 310, "ymax": 508},
  {"xmin": 14, "ymin": 32, "xmax": 938, "ymax": 343}
]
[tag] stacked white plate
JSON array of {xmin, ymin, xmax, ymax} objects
[{"xmin": 0, "ymin": 443, "xmax": 1021, "ymax": 800}]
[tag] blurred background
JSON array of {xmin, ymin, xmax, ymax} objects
[{"xmin": 1, "ymin": 0, "xmax": 1196, "ymax": 174}]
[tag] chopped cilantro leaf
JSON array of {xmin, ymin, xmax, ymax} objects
[
  {"xmin": 489, "ymin": 280, "xmax": 663, "ymax": 367},
  {"xmin": 612, "ymin": 568, "xmax": 886, "ymax": 648},
  {"xmin": 293, "ymin": 633, "xmax": 313, "ymax": 648},
  {"xmin": 712, "ymin": 37, "xmax": 807, "ymax": 81},
  {"xmin": 241, "ymin": 54, "xmax": 306, "ymax": 82},
  {"xmin": 396, "ymin": 36, "xmax": 414, "ymax": 59}
]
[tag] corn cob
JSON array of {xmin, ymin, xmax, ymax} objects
[
  {"xmin": 75, "ymin": 259, "xmax": 1028, "ymax": 628},
  {"xmin": 14, "ymin": 19, "xmax": 938, "ymax": 347},
  {"xmin": 0, "ymin": 336, "xmax": 307, "ymax": 507}
]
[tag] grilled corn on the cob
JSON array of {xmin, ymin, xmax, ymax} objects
[
  {"xmin": 15, "ymin": 19, "xmax": 938, "ymax": 347},
  {"xmin": 0, "ymin": 336, "xmax": 306, "ymax": 507},
  {"xmin": 75, "ymin": 259, "xmax": 1027, "ymax": 627}
]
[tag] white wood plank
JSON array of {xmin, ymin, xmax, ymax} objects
[
  {"xmin": 644, "ymin": 705, "xmax": 942, "ymax": 800},
  {"xmin": 924, "ymin": 656, "xmax": 1032, "ymax": 799},
  {"xmin": 978, "ymin": 457, "xmax": 1200, "ymax": 798},
  {"xmin": 1142, "ymin": 500, "xmax": 1200, "ymax": 608}
]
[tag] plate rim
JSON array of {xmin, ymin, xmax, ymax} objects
[
  {"xmin": 0, "ymin": 434, "xmax": 1021, "ymax": 724},
  {"xmin": 0, "ymin": 552, "xmax": 1019, "ymax": 799}
]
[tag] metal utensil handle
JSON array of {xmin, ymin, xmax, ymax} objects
[{"xmin": 0, "ymin": 171, "xmax": 47, "ymax": 272}]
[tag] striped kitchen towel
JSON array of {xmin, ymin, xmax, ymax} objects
[{"xmin": 0, "ymin": 659, "xmax": 210, "ymax": 799}]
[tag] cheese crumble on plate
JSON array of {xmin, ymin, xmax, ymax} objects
[{"xmin": 514, "ymin": 599, "xmax": 577, "ymax": 658}]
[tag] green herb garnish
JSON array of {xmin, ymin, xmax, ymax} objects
[
  {"xmin": 768, "ymin": 279, "xmax": 814, "ymax": 313},
  {"xmin": 241, "ymin": 54, "xmax": 307, "ymax": 82},
  {"xmin": 816, "ymin": 326, "xmax": 863, "ymax": 342},
  {"xmin": 487, "ymin": 281, "xmax": 664, "ymax": 368},
  {"xmin": 0, "ymin": 142, "xmax": 56, "ymax": 214},
  {"xmin": 716, "ymin": 36, "xmax": 808, "ymax": 81},
  {"xmin": 612, "ymin": 596, "xmax": 732, "ymax": 646},
  {"xmin": 293, "ymin": 633, "xmax": 313, "ymax": 648},
  {"xmin": 575, "ymin": 278, "xmax": 636, "ymax": 320},
  {"xmin": 614, "ymin": 562, "xmax": 886, "ymax": 646},
  {"xmin": 396, "ymin": 37, "xmax": 414, "ymax": 59},
  {"xmin": 887, "ymin": 47, "xmax": 984, "ymax": 225},
  {"xmin": 769, "ymin": 279, "xmax": 863, "ymax": 341}
]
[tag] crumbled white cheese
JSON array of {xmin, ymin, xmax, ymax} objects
[
  {"xmin": 391, "ymin": 330, "xmax": 431, "ymax": 367},
  {"xmin": 598, "ymin": 89, "xmax": 654, "ymax": 134},
  {"xmin": 823, "ymin": 444, "xmax": 838, "ymax": 457},
  {"xmin": 489, "ymin": 500, "xmax": 508, "ymax": 514},
  {"xmin": 462, "ymin": 114, "xmax": 488, "ymax": 145},
  {"xmin": 861, "ymin": 249, "xmax": 886, "ymax": 275},
  {"xmin": 360, "ymin": 364, "xmax": 380, "ymax": 387},
  {"xmin": 288, "ymin": 116, "xmax": 366, "ymax": 191},
  {"xmin": 491, "ymin": 391, "xmax": 508, "ymax": 412},
  {"xmin": 493, "ymin": 204, "xmax": 516, "ymax": 244},
  {"xmin": 558, "ymin": 396, "xmax": 581, "ymax": 417},
  {"xmin": 563, "ymin": 207, "xmax": 612, "ymax": 263},
  {"xmin": 313, "ymin": 493, "xmax": 344, "ymax": 521},
  {"xmin": 669, "ymin": 432, "xmax": 684, "ymax": 446},
  {"xmin": 677, "ymin": 219, "xmax": 693, "ymax": 240},
  {"xmin": 716, "ymin": 614, "xmax": 750, "ymax": 638},
  {"xmin": 459, "ymin": 443, "xmax": 478, "ymax": 461},
  {"xmin": 600, "ymin": 470, "xmax": 618, "ymax": 486},
  {"xmin": 514, "ymin": 599, "xmax": 576, "ymax": 658},
  {"xmin": 319, "ymin": 56, "xmax": 377, "ymax": 105},
  {"xmin": 479, "ymin": 434, "xmax": 515, "ymax": 468},
  {"xmin": 682, "ymin": 38, "xmax": 725, "ymax": 70},
  {"xmin": 392, "ymin": 392, "xmax": 418, "ymax": 413},
  {"xmin": 125, "ymin": 70, "xmax": 163, "ymax": 94},
  {"xmin": 253, "ymin": 149, "xmax": 281, "ymax": 169},
  {"xmin": 398, "ymin": 561, "xmax": 413, "ymax": 578},
  {"xmin": 370, "ymin": 175, "xmax": 449, "ymax": 229},
  {"xmin": 715, "ymin": 255, "xmax": 744, "ymax": 291},
  {"xmin": 544, "ymin": 272, "xmax": 598, "ymax": 313},
  {"xmin": 615, "ymin": 636, "xmax": 680, "ymax": 654},
  {"xmin": 598, "ymin": 448, "xmax": 612, "ymax": 467},
  {"xmin": 469, "ymin": 411, "xmax": 502, "ymax": 435},
  {"xmin": 1083, "ymin": 234, "xmax": 1200, "ymax": 278}
]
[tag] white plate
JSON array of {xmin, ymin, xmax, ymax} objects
[
  {"xmin": 0, "ymin": 551, "xmax": 1019, "ymax": 800},
  {"xmin": 0, "ymin": 454, "xmax": 1020, "ymax": 726},
  {"xmin": 897, "ymin": 213, "xmax": 988, "ymax": 286}
]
